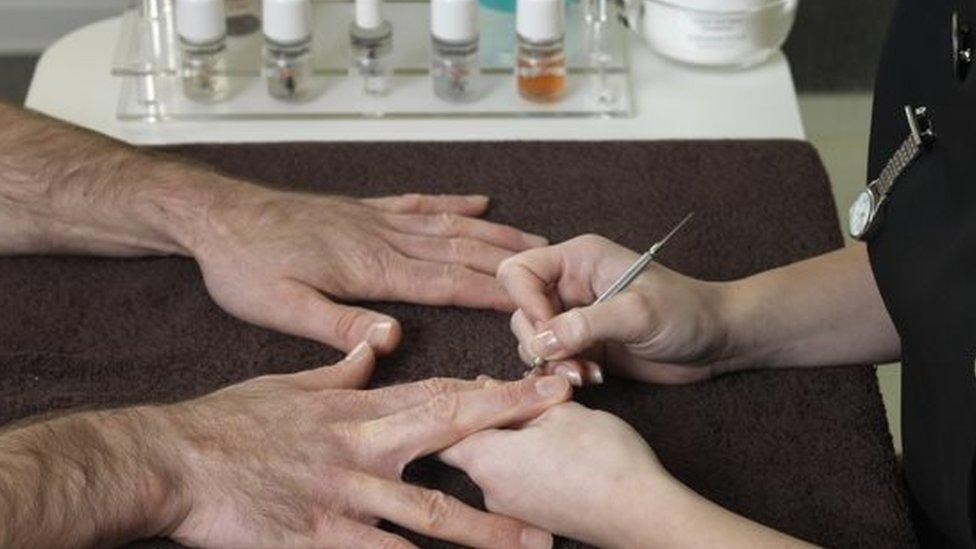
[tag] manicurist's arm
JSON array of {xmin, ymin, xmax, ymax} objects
[
  {"xmin": 443, "ymin": 402, "xmax": 816, "ymax": 548},
  {"xmin": 0, "ymin": 102, "xmax": 549, "ymax": 353},
  {"xmin": 497, "ymin": 234, "xmax": 898, "ymax": 386}
]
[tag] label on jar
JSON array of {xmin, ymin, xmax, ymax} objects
[{"xmin": 641, "ymin": 1, "xmax": 796, "ymax": 67}]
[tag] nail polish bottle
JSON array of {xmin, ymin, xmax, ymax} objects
[
  {"xmin": 349, "ymin": 0, "xmax": 394, "ymax": 95},
  {"xmin": 176, "ymin": 0, "xmax": 230, "ymax": 102},
  {"xmin": 263, "ymin": 0, "xmax": 313, "ymax": 100},
  {"xmin": 516, "ymin": 0, "xmax": 566, "ymax": 102},
  {"xmin": 430, "ymin": 0, "xmax": 481, "ymax": 102}
]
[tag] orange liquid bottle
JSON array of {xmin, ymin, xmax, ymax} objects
[{"xmin": 516, "ymin": 0, "xmax": 566, "ymax": 103}]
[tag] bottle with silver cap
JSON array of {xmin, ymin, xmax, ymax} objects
[
  {"xmin": 176, "ymin": 0, "xmax": 231, "ymax": 102},
  {"xmin": 430, "ymin": 0, "xmax": 481, "ymax": 102},
  {"xmin": 349, "ymin": 0, "xmax": 393, "ymax": 95},
  {"xmin": 263, "ymin": 0, "xmax": 314, "ymax": 100},
  {"xmin": 516, "ymin": 0, "xmax": 566, "ymax": 102}
]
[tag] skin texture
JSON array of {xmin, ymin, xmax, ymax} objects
[
  {"xmin": 449, "ymin": 234, "xmax": 901, "ymax": 545},
  {"xmin": 498, "ymin": 234, "xmax": 900, "ymax": 386},
  {"xmin": 443, "ymin": 402, "xmax": 814, "ymax": 548},
  {"xmin": 0, "ymin": 345, "xmax": 571, "ymax": 548},
  {"xmin": 0, "ymin": 102, "xmax": 548, "ymax": 354}
]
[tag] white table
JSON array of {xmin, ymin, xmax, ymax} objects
[{"xmin": 27, "ymin": 16, "xmax": 805, "ymax": 145}]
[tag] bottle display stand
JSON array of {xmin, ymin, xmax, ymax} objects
[{"xmin": 112, "ymin": 0, "xmax": 634, "ymax": 121}]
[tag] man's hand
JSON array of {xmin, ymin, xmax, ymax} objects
[
  {"xmin": 193, "ymin": 186, "xmax": 547, "ymax": 353},
  {"xmin": 0, "ymin": 103, "xmax": 548, "ymax": 354},
  {"xmin": 0, "ymin": 344, "xmax": 571, "ymax": 548}
]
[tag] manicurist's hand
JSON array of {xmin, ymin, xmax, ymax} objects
[
  {"xmin": 442, "ymin": 402, "xmax": 813, "ymax": 548},
  {"xmin": 193, "ymin": 186, "xmax": 548, "ymax": 354},
  {"xmin": 498, "ymin": 234, "xmax": 738, "ymax": 386},
  {"xmin": 152, "ymin": 344, "xmax": 569, "ymax": 548}
]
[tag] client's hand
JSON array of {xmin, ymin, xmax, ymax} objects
[
  {"xmin": 156, "ymin": 344, "xmax": 569, "ymax": 548},
  {"xmin": 195, "ymin": 186, "xmax": 548, "ymax": 354},
  {"xmin": 442, "ymin": 402, "xmax": 812, "ymax": 548},
  {"xmin": 498, "ymin": 234, "xmax": 738, "ymax": 386},
  {"xmin": 441, "ymin": 402, "xmax": 669, "ymax": 548}
]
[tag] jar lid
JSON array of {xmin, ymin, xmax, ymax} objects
[
  {"xmin": 650, "ymin": 0, "xmax": 795, "ymax": 13},
  {"xmin": 516, "ymin": 0, "xmax": 564, "ymax": 42},
  {"xmin": 176, "ymin": 0, "xmax": 226, "ymax": 44},
  {"xmin": 263, "ymin": 0, "xmax": 312, "ymax": 43},
  {"xmin": 431, "ymin": 0, "xmax": 479, "ymax": 42}
]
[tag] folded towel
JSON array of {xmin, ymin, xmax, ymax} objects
[{"xmin": 0, "ymin": 140, "xmax": 917, "ymax": 548}]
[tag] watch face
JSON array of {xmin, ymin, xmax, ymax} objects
[{"xmin": 849, "ymin": 189, "xmax": 875, "ymax": 238}]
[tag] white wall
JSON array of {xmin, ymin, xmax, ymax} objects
[{"xmin": 0, "ymin": 0, "xmax": 125, "ymax": 53}]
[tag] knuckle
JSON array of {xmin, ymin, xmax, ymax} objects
[
  {"xmin": 447, "ymin": 237, "xmax": 467, "ymax": 261},
  {"xmin": 401, "ymin": 193, "xmax": 424, "ymax": 209},
  {"xmin": 418, "ymin": 490, "xmax": 456, "ymax": 532},
  {"xmin": 419, "ymin": 377, "xmax": 456, "ymax": 399},
  {"xmin": 426, "ymin": 392, "xmax": 462, "ymax": 428},
  {"xmin": 331, "ymin": 310, "xmax": 361, "ymax": 343},
  {"xmin": 438, "ymin": 212, "xmax": 460, "ymax": 234},
  {"xmin": 496, "ymin": 382, "xmax": 525, "ymax": 409}
]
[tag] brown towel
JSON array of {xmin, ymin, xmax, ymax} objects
[{"xmin": 0, "ymin": 140, "xmax": 917, "ymax": 548}]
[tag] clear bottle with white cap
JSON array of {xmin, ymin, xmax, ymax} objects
[
  {"xmin": 516, "ymin": 0, "xmax": 566, "ymax": 102},
  {"xmin": 430, "ymin": 0, "xmax": 480, "ymax": 102},
  {"xmin": 176, "ymin": 0, "xmax": 230, "ymax": 102},
  {"xmin": 263, "ymin": 0, "xmax": 313, "ymax": 100},
  {"xmin": 349, "ymin": 0, "xmax": 393, "ymax": 95}
]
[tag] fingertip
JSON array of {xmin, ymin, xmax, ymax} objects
[
  {"xmin": 551, "ymin": 362, "xmax": 584, "ymax": 387},
  {"xmin": 366, "ymin": 318, "xmax": 402, "ymax": 355},
  {"xmin": 524, "ymin": 234, "xmax": 550, "ymax": 248},
  {"xmin": 533, "ymin": 374, "xmax": 572, "ymax": 401}
]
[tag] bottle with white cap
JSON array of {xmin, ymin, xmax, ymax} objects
[
  {"xmin": 349, "ymin": 0, "xmax": 393, "ymax": 95},
  {"xmin": 263, "ymin": 0, "xmax": 313, "ymax": 100},
  {"xmin": 176, "ymin": 0, "xmax": 230, "ymax": 102},
  {"xmin": 516, "ymin": 0, "xmax": 565, "ymax": 102},
  {"xmin": 430, "ymin": 0, "xmax": 480, "ymax": 102}
]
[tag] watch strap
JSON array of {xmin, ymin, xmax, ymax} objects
[{"xmin": 873, "ymin": 105, "xmax": 935, "ymax": 196}]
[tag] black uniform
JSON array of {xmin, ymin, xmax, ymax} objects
[{"xmin": 868, "ymin": 0, "xmax": 976, "ymax": 546}]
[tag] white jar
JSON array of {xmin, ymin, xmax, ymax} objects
[{"xmin": 634, "ymin": 0, "xmax": 799, "ymax": 68}]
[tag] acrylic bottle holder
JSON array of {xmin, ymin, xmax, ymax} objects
[{"xmin": 112, "ymin": 0, "xmax": 633, "ymax": 120}]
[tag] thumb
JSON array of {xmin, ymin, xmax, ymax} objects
[
  {"xmin": 290, "ymin": 341, "xmax": 376, "ymax": 390},
  {"xmin": 528, "ymin": 291, "xmax": 655, "ymax": 361},
  {"xmin": 273, "ymin": 281, "xmax": 403, "ymax": 355}
]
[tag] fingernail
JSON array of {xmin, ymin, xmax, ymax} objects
[
  {"xmin": 591, "ymin": 366, "xmax": 605, "ymax": 385},
  {"xmin": 535, "ymin": 376, "xmax": 569, "ymax": 398},
  {"xmin": 366, "ymin": 321, "xmax": 394, "ymax": 348},
  {"xmin": 554, "ymin": 364, "xmax": 583, "ymax": 387},
  {"xmin": 529, "ymin": 330, "xmax": 562, "ymax": 360},
  {"xmin": 346, "ymin": 341, "xmax": 370, "ymax": 362},
  {"xmin": 521, "ymin": 527, "xmax": 553, "ymax": 549}
]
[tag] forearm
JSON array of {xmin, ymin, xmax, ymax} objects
[
  {"xmin": 0, "ymin": 408, "xmax": 182, "ymax": 547},
  {"xmin": 0, "ymin": 102, "xmax": 242, "ymax": 256},
  {"xmin": 625, "ymin": 476, "xmax": 815, "ymax": 548},
  {"xmin": 723, "ymin": 244, "xmax": 899, "ymax": 369}
]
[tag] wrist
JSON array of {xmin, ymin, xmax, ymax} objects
[
  {"xmin": 84, "ymin": 406, "xmax": 189, "ymax": 541},
  {"xmin": 134, "ymin": 160, "xmax": 252, "ymax": 258},
  {"xmin": 710, "ymin": 279, "xmax": 764, "ymax": 375},
  {"xmin": 612, "ymin": 465, "xmax": 692, "ymax": 548}
]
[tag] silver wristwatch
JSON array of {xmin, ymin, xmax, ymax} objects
[{"xmin": 849, "ymin": 105, "xmax": 936, "ymax": 240}]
